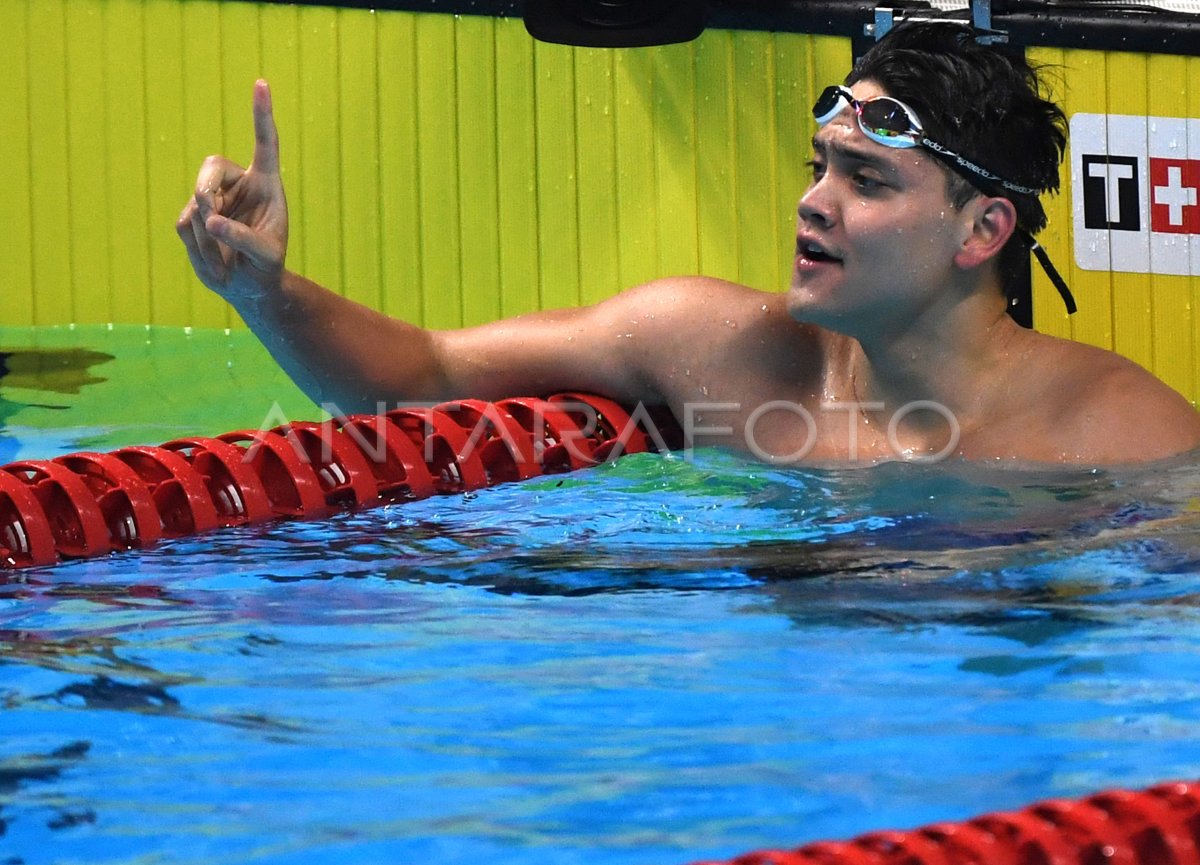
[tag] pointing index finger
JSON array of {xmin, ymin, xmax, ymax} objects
[{"xmin": 251, "ymin": 79, "xmax": 280, "ymax": 176}]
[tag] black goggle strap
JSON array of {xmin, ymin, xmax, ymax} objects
[
  {"xmin": 920, "ymin": 140, "xmax": 1040, "ymax": 197},
  {"xmin": 1025, "ymin": 232, "xmax": 1077, "ymax": 315}
]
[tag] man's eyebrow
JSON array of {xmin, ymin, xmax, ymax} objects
[{"xmin": 810, "ymin": 135, "xmax": 899, "ymax": 173}]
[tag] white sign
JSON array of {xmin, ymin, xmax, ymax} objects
[{"xmin": 1070, "ymin": 112, "xmax": 1200, "ymax": 276}]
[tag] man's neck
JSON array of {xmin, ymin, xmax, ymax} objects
[{"xmin": 844, "ymin": 290, "xmax": 1025, "ymax": 441}]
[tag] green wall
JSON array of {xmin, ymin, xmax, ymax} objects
[{"xmin": 1, "ymin": 0, "xmax": 847, "ymax": 329}]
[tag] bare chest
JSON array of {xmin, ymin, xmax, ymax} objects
[{"xmin": 666, "ymin": 384, "xmax": 966, "ymax": 464}]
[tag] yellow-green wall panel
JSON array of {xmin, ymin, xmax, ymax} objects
[
  {"xmin": 144, "ymin": 0, "xmax": 192, "ymax": 326},
  {"xmin": 0, "ymin": 0, "xmax": 35, "ymax": 326},
  {"xmin": 27, "ymin": 0, "xmax": 73, "ymax": 326},
  {"xmin": 456, "ymin": 16, "xmax": 502, "ymax": 326},
  {"xmin": 494, "ymin": 18, "xmax": 541, "ymax": 320},
  {"xmin": 376, "ymin": 10, "xmax": 423, "ymax": 325},
  {"xmin": 64, "ymin": 0, "xmax": 110, "ymax": 323},
  {"xmin": 733, "ymin": 31, "xmax": 779, "ymax": 292},
  {"xmin": 614, "ymin": 47, "xmax": 660, "ymax": 290},
  {"xmin": 575, "ymin": 47, "xmax": 621, "ymax": 308},
  {"xmin": 534, "ymin": 39, "xmax": 581, "ymax": 311},
  {"xmin": 106, "ymin": 0, "xmax": 153, "ymax": 325},
  {"xmin": 339, "ymin": 8, "xmax": 384, "ymax": 314},
  {"xmin": 297, "ymin": 5, "xmax": 342, "ymax": 296},
  {"xmin": 1028, "ymin": 45, "xmax": 1074, "ymax": 341},
  {"xmin": 655, "ymin": 41, "xmax": 700, "ymax": 278},
  {"xmin": 694, "ymin": 32, "xmax": 739, "ymax": 284},
  {"xmin": 416, "ymin": 13, "xmax": 462, "ymax": 328}
]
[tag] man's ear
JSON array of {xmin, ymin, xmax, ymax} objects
[{"xmin": 954, "ymin": 197, "xmax": 1018, "ymax": 270}]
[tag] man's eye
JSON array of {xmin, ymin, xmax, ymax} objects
[
  {"xmin": 807, "ymin": 159, "xmax": 826, "ymax": 180},
  {"xmin": 853, "ymin": 173, "xmax": 884, "ymax": 191}
]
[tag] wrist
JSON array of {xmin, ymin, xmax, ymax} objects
[{"xmin": 227, "ymin": 268, "xmax": 292, "ymax": 321}]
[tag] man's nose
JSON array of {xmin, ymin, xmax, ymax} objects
[{"xmin": 797, "ymin": 182, "xmax": 836, "ymax": 230}]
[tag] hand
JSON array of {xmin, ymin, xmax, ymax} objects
[{"xmin": 176, "ymin": 80, "xmax": 288, "ymax": 303}]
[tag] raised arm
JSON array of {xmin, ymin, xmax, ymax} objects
[{"xmin": 176, "ymin": 81, "xmax": 669, "ymax": 414}]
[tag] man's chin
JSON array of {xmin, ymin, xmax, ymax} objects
[{"xmin": 786, "ymin": 283, "xmax": 840, "ymax": 326}]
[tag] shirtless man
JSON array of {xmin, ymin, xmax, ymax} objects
[{"xmin": 177, "ymin": 21, "xmax": 1200, "ymax": 466}]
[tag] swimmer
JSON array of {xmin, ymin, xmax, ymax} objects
[{"xmin": 177, "ymin": 21, "xmax": 1200, "ymax": 465}]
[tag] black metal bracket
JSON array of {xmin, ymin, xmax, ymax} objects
[{"xmin": 865, "ymin": 0, "xmax": 1010, "ymax": 43}]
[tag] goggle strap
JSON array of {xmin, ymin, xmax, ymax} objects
[{"xmin": 1028, "ymin": 236, "xmax": 1077, "ymax": 315}]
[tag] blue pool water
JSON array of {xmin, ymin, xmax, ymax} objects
[{"xmin": 2, "ymin": 327, "xmax": 1200, "ymax": 865}]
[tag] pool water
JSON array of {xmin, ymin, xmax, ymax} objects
[{"xmin": 2, "ymin": 326, "xmax": 1200, "ymax": 865}]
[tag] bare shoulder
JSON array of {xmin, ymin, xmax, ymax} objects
[
  {"xmin": 595, "ymin": 278, "xmax": 811, "ymax": 355},
  {"xmin": 598, "ymin": 276, "xmax": 806, "ymax": 353},
  {"xmin": 1030, "ymin": 333, "xmax": 1200, "ymax": 463},
  {"xmin": 606, "ymin": 275, "xmax": 786, "ymax": 319},
  {"xmin": 597, "ymin": 276, "xmax": 822, "ymax": 404}
]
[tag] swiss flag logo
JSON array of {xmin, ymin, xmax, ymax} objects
[
  {"xmin": 1070, "ymin": 112, "xmax": 1200, "ymax": 275},
  {"xmin": 1149, "ymin": 157, "xmax": 1200, "ymax": 234}
]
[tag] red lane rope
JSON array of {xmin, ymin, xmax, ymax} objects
[
  {"xmin": 690, "ymin": 781, "xmax": 1200, "ymax": 865},
  {"xmin": 0, "ymin": 394, "xmax": 682, "ymax": 570}
]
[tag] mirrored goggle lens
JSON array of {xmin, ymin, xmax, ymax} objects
[
  {"xmin": 857, "ymin": 99, "xmax": 920, "ymax": 144},
  {"xmin": 812, "ymin": 85, "xmax": 850, "ymax": 124}
]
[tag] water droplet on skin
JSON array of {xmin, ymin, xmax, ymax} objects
[
  {"xmin": 760, "ymin": 304, "xmax": 769, "ymax": 312},
  {"xmin": 700, "ymin": 386, "xmax": 709, "ymax": 396},
  {"xmin": 724, "ymin": 319, "xmax": 738, "ymax": 329}
]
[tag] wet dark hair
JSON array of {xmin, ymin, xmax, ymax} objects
[{"xmin": 846, "ymin": 21, "xmax": 1068, "ymax": 292}]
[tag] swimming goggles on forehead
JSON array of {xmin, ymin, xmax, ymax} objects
[
  {"xmin": 812, "ymin": 85, "xmax": 1039, "ymax": 198},
  {"xmin": 811, "ymin": 84, "xmax": 1077, "ymax": 315}
]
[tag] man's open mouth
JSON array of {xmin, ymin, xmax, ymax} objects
[{"xmin": 800, "ymin": 241, "xmax": 843, "ymax": 264}]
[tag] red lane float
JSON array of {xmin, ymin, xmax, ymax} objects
[
  {"xmin": 0, "ymin": 394, "xmax": 681, "ymax": 569},
  {"xmin": 691, "ymin": 780, "xmax": 1200, "ymax": 865}
]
